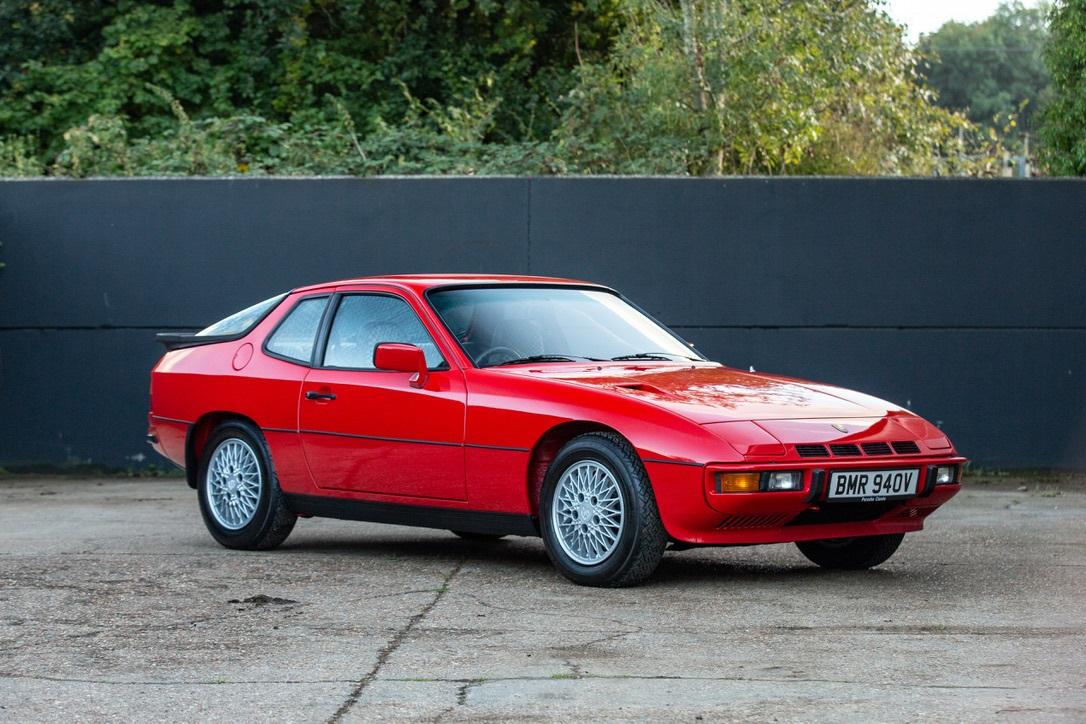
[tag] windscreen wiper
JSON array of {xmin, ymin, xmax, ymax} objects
[
  {"xmin": 492, "ymin": 354, "xmax": 604, "ymax": 367},
  {"xmin": 610, "ymin": 352, "xmax": 700, "ymax": 362}
]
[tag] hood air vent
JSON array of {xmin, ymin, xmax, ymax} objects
[{"xmin": 792, "ymin": 440, "xmax": 922, "ymax": 458}]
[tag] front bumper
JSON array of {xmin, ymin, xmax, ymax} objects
[{"xmin": 644, "ymin": 455, "xmax": 966, "ymax": 546}]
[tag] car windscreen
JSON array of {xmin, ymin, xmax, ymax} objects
[
  {"xmin": 196, "ymin": 293, "xmax": 286, "ymax": 337},
  {"xmin": 427, "ymin": 286, "xmax": 702, "ymax": 367}
]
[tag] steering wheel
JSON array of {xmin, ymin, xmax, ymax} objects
[{"xmin": 476, "ymin": 346, "xmax": 521, "ymax": 367}]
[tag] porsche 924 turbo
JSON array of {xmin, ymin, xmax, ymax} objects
[{"xmin": 148, "ymin": 275, "xmax": 964, "ymax": 586}]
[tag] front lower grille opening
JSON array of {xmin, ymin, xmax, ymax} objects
[
  {"xmin": 718, "ymin": 513, "xmax": 793, "ymax": 529},
  {"xmin": 829, "ymin": 443, "xmax": 861, "ymax": 457},
  {"xmin": 861, "ymin": 442, "xmax": 892, "ymax": 456},
  {"xmin": 891, "ymin": 440, "xmax": 921, "ymax": 454}
]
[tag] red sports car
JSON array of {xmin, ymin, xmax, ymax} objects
[{"xmin": 149, "ymin": 275, "xmax": 964, "ymax": 586}]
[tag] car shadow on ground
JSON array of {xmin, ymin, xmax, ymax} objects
[
  {"xmin": 271, "ymin": 532, "xmax": 903, "ymax": 587},
  {"xmin": 278, "ymin": 533, "xmax": 553, "ymax": 567},
  {"xmin": 650, "ymin": 553, "xmax": 895, "ymax": 586}
]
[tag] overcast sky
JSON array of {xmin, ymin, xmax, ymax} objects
[{"xmin": 884, "ymin": 0, "xmax": 1045, "ymax": 42}]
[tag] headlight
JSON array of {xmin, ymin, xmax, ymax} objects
[
  {"xmin": 763, "ymin": 470, "xmax": 803, "ymax": 491},
  {"xmin": 933, "ymin": 465, "xmax": 958, "ymax": 485}
]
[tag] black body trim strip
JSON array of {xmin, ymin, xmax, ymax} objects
[
  {"xmin": 270, "ymin": 428, "xmax": 530, "ymax": 452},
  {"xmin": 807, "ymin": 468, "xmax": 826, "ymax": 503},
  {"xmin": 156, "ymin": 332, "xmax": 237, "ymax": 351},
  {"xmin": 643, "ymin": 457, "xmax": 704, "ymax": 467},
  {"xmin": 284, "ymin": 493, "xmax": 539, "ymax": 537},
  {"xmin": 299, "ymin": 429, "xmax": 461, "ymax": 447},
  {"xmin": 151, "ymin": 415, "xmax": 192, "ymax": 426},
  {"xmin": 464, "ymin": 443, "xmax": 531, "ymax": 453},
  {"xmin": 921, "ymin": 465, "xmax": 938, "ymax": 497}
]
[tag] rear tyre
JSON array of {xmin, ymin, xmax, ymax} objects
[
  {"xmin": 451, "ymin": 530, "xmax": 506, "ymax": 541},
  {"xmin": 197, "ymin": 419, "xmax": 296, "ymax": 550},
  {"xmin": 795, "ymin": 533, "xmax": 905, "ymax": 570},
  {"xmin": 539, "ymin": 432, "xmax": 667, "ymax": 587}
]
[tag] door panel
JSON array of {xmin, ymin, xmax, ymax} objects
[
  {"xmin": 298, "ymin": 291, "xmax": 467, "ymax": 501},
  {"xmin": 299, "ymin": 368, "xmax": 467, "ymax": 499}
]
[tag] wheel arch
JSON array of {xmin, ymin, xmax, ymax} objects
[
  {"xmin": 185, "ymin": 411, "xmax": 262, "ymax": 489},
  {"xmin": 526, "ymin": 420, "xmax": 629, "ymax": 516}
]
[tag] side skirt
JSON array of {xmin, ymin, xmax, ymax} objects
[{"xmin": 283, "ymin": 494, "xmax": 539, "ymax": 537}]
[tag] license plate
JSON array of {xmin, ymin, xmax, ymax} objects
[{"xmin": 827, "ymin": 469, "xmax": 919, "ymax": 502}]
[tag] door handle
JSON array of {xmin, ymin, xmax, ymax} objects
[{"xmin": 305, "ymin": 390, "xmax": 336, "ymax": 401}]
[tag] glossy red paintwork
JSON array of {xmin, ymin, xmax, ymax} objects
[
  {"xmin": 299, "ymin": 366, "xmax": 467, "ymax": 500},
  {"xmin": 149, "ymin": 274, "xmax": 965, "ymax": 544}
]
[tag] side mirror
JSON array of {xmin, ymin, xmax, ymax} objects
[{"xmin": 374, "ymin": 342, "xmax": 428, "ymax": 388}]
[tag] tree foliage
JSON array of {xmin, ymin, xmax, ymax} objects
[
  {"xmin": 918, "ymin": 2, "xmax": 1050, "ymax": 143},
  {"xmin": 1040, "ymin": 0, "xmax": 1086, "ymax": 175},
  {"xmin": 0, "ymin": 0, "xmax": 1010, "ymax": 177},
  {"xmin": 0, "ymin": 1, "xmax": 620, "ymax": 159},
  {"xmin": 554, "ymin": 0, "xmax": 990, "ymax": 175}
]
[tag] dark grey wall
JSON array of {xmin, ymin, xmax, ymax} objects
[{"xmin": 1, "ymin": 177, "xmax": 1083, "ymax": 469}]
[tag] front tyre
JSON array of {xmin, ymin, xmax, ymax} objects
[
  {"xmin": 197, "ymin": 420, "xmax": 296, "ymax": 550},
  {"xmin": 795, "ymin": 533, "xmax": 905, "ymax": 570},
  {"xmin": 539, "ymin": 432, "xmax": 667, "ymax": 587}
]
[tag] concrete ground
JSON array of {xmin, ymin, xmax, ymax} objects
[{"xmin": 0, "ymin": 475, "xmax": 1083, "ymax": 723}]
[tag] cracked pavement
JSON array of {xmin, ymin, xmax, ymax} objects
[{"xmin": 0, "ymin": 476, "xmax": 1083, "ymax": 722}]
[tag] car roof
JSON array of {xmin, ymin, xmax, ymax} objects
[{"xmin": 291, "ymin": 274, "xmax": 605, "ymax": 295}]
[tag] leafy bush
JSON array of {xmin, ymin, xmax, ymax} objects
[
  {"xmin": 552, "ymin": 0, "xmax": 1000, "ymax": 176},
  {"xmin": 1040, "ymin": 0, "xmax": 1086, "ymax": 175},
  {"xmin": 0, "ymin": 0, "xmax": 1020, "ymax": 177},
  {"xmin": 0, "ymin": 135, "xmax": 44, "ymax": 176}
]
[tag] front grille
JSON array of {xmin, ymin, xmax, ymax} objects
[
  {"xmin": 787, "ymin": 502, "xmax": 897, "ymax": 526},
  {"xmin": 718, "ymin": 513, "xmax": 793, "ymax": 529},
  {"xmin": 792, "ymin": 440, "xmax": 921, "ymax": 458},
  {"xmin": 861, "ymin": 442, "xmax": 892, "ymax": 456}
]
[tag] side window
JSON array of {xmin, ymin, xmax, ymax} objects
[
  {"xmin": 323, "ymin": 295, "xmax": 445, "ymax": 370},
  {"xmin": 197, "ymin": 293, "xmax": 286, "ymax": 337},
  {"xmin": 265, "ymin": 297, "xmax": 328, "ymax": 363}
]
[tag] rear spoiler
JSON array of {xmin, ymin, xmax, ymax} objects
[{"xmin": 156, "ymin": 332, "xmax": 239, "ymax": 351}]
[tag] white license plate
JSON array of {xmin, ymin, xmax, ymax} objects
[{"xmin": 827, "ymin": 469, "xmax": 919, "ymax": 501}]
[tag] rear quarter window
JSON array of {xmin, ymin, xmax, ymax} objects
[
  {"xmin": 264, "ymin": 297, "xmax": 329, "ymax": 363},
  {"xmin": 197, "ymin": 294, "xmax": 286, "ymax": 337}
]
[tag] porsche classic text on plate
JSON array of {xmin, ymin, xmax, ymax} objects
[
  {"xmin": 148, "ymin": 275, "xmax": 965, "ymax": 587},
  {"xmin": 827, "ymin": 469, "xmax": 919, "ymax": 501}
]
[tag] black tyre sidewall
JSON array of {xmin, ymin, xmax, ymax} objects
[
  {"xmin": 197, "ymin": 421, "xmax": 279, "ymax": 549},
  {"xmin": 539, "ymin": 437, "xmax": 646, "ymax": 585},
  {"xmin": 796, "ymin": 533, "xmax": 905, "ymax": 569}
]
